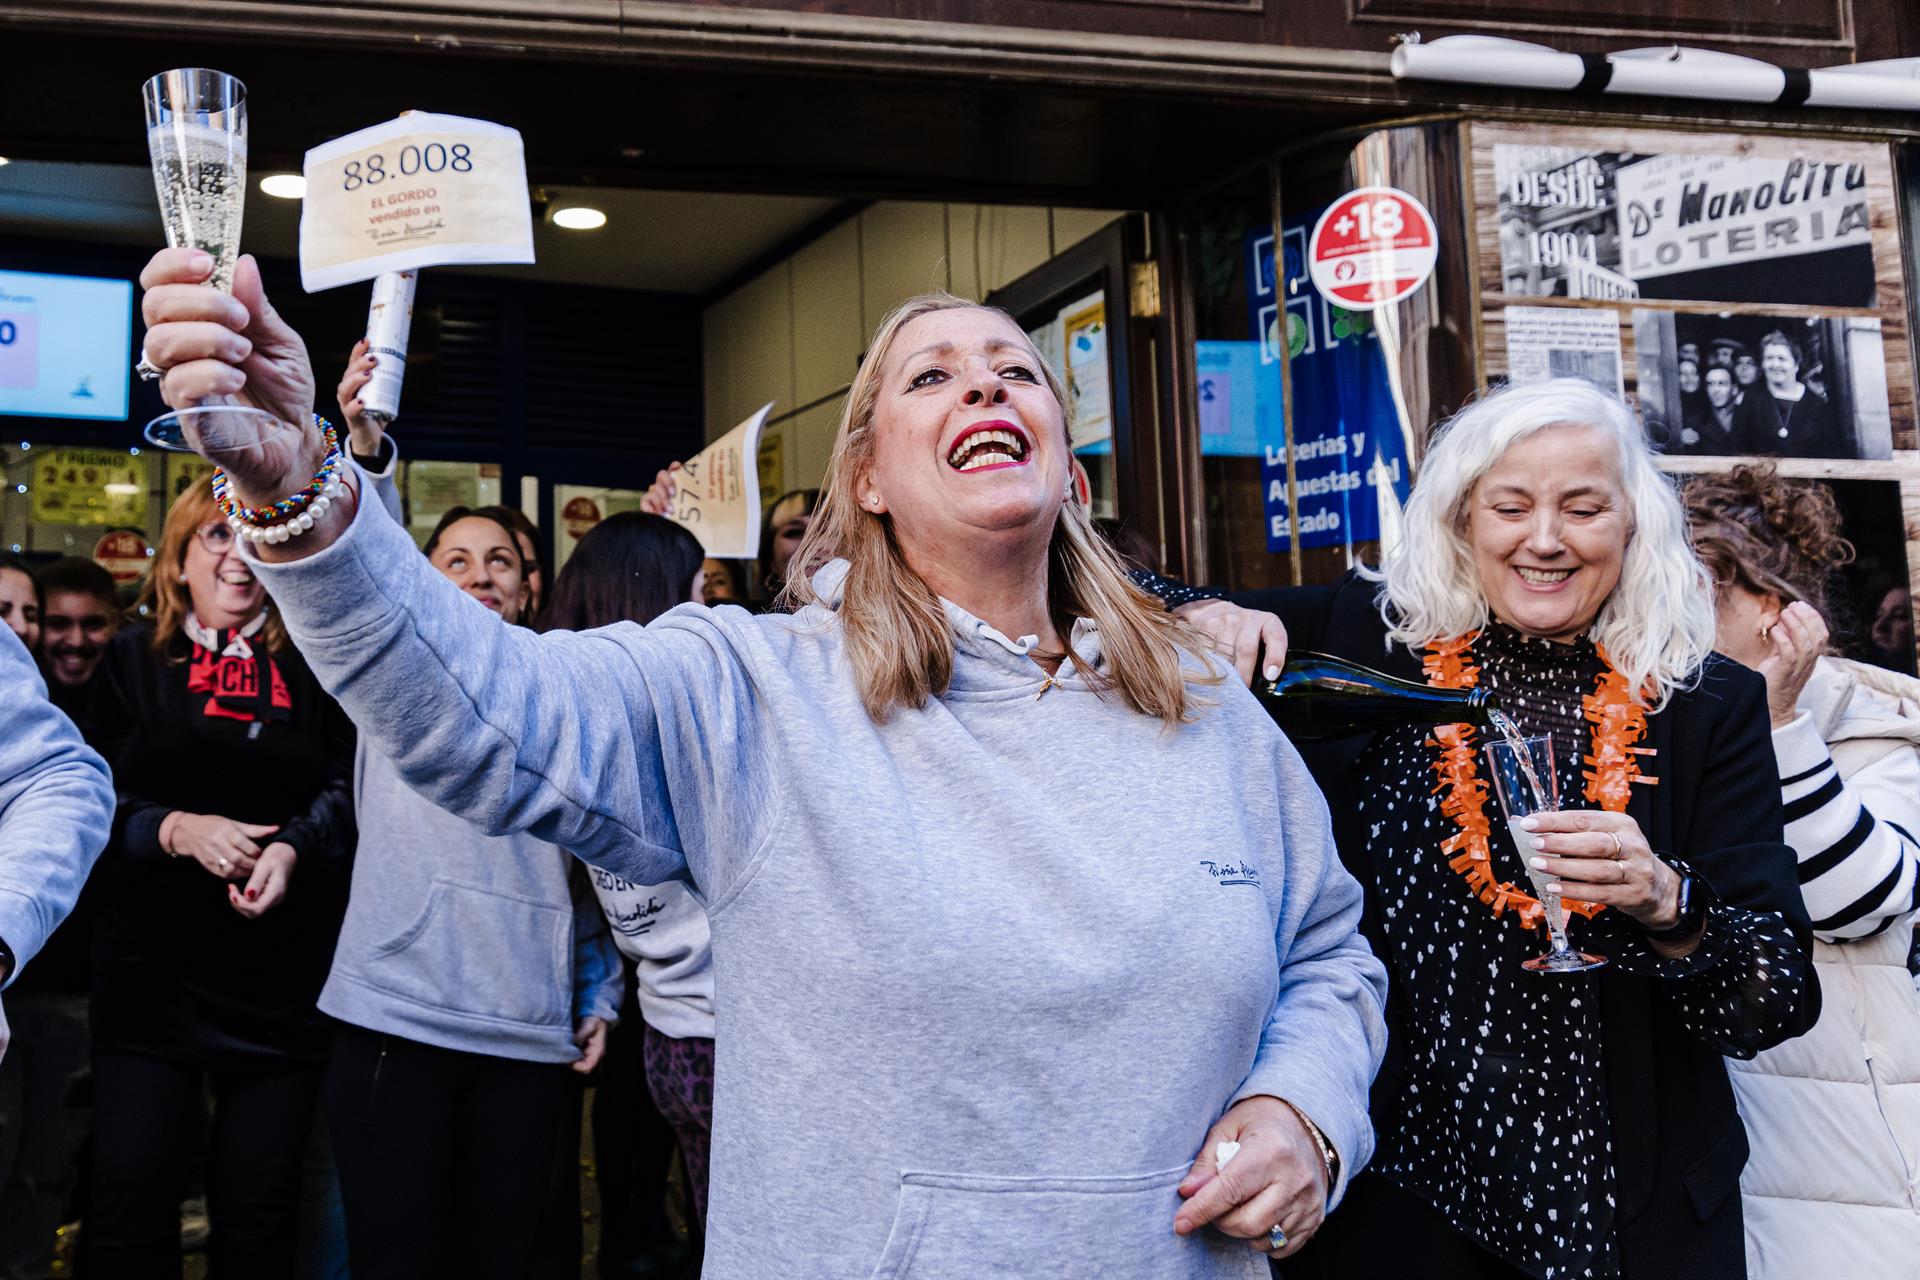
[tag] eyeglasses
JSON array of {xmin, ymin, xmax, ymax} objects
[{"xmin": 194, "ymin": 522, "xmax": 235, "ymax": 554}]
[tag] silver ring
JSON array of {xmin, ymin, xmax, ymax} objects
[
  {"xmin": 135, "ymin": 351, "xmax": 163, "ymax": 382},
  {"xmin": 1267, "ymin": 1223, "xmax": 1288, "ymax": 1252},
  {"xmin": 217, "ymin": 856, "xmax": 231, "ymax": 870}
]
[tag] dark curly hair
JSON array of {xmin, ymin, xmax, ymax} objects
[{"xmin": 1681, "ymin": 463, "xmax": 1853, "ymax": 625}]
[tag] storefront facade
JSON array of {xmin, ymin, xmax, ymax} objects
[{"xmin": 1, "ymin": 0, "xmax": 1914, "ymax": 665}]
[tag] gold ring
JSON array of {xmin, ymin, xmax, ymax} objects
[{"xmin": 1607, "ymin": 831, "xmax": 1624, "ymax": 858}]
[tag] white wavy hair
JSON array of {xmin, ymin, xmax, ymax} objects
[{"xmin": 1375, "ymin": 377, "xmax": 1716, "ymax": 708}]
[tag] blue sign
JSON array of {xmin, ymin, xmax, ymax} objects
[{"xmin": 1242, "ymin": 218, "xmax": 1413, "ymax": 551}]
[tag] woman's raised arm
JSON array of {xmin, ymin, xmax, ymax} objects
[
  {"xmin": 139, "ymin": 247, "xmax": 770, "ymax": 891},
  {"xmin": 250, "ymin": 455, "xmax": 766, "ymax": 891}
]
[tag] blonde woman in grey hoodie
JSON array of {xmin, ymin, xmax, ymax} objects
[{"xmin": 139, "ymin": 246, "xmax": 1387, "ymax": 1280}]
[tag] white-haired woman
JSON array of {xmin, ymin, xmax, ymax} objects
[
  {"xmin": 1228, "ymin": 379, "xmax": 1818, "ymax": 1279},
  {"xmin": 134, "ymin": 246, "xmax": 1387, "ymax": 1280}
]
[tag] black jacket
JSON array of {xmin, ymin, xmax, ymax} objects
[
  {"xmin": 87, "ymin": 623, "xmax": 356, "ymax": 1066},
  {"xmin": 1235, "ymin": 572, "xmax": 1820, "ymax": 1279}
]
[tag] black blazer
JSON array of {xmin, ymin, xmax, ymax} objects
[{"xmin": 1235, "ymin": 572, "xmax": 1820, "ymax": 1279}]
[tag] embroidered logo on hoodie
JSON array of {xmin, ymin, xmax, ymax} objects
[{"xmin": 1200, "ymin": 860, "xmax": 1262, "ymax": 888}]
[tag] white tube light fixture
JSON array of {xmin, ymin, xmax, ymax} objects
[{"xmin": 1390, "ymin": 35, "xmax": 1920, "ymax": 112}]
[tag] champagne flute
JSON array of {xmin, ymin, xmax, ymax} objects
[
  {"xmin": 1484, "ymin": 731, "xmax": 1607, "ymax": 974},
  {"xmin": 140, "ymin": 68, "xmax": 290, "ymax": 451}
]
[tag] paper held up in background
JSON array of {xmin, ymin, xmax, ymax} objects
[
  {"xmin": 669, "ymin": 404, "xmax": 774, "ymax": 558},
  {"xmin": 299, "ymin": 112, "xmax": 534, "ymax": 291}
]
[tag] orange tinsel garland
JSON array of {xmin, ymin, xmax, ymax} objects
[{"xmin": 1422, "ymin": 634, "xmax": 1656, "ymax": 934}]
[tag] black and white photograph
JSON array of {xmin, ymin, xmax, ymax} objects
[
  {"xmin": 1495, "ymin": 143, "xmax": 1880, "ymax": 307},
  {"xmin": 1633, "ymin": 310, "xmax": 1892, "ymax": 459}
]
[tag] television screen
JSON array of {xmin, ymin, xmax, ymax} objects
[{"xmin": 0, "ymin": 269, "xmax": 135, "ymax": 422}]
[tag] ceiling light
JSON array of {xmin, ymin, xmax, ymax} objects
[
  {"xmin": 259, "ymin": 173, "xmax": 306, "ymax": 199},
  {"xmin": 552, "ymin": 206, "xmax": 607, "ymax": 231}
]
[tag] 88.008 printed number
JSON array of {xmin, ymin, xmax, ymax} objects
[{"xmin": 342, "ymin": 143, "xmax": 473, "ymax": 191}]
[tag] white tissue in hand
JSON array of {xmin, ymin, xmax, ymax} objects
[{"xmin": 1215, "ymin": 1140, "xmax": 1241, "ymax": 1169}]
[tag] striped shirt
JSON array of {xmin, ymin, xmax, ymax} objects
[{"xmin": 1775, "ymin": 690, "xmax": 1920, "ymax": 942}]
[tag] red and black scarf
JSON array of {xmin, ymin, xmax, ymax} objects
[{"xmin": 183, "ymin": 611, "xmax": 291, "ymax": 725}]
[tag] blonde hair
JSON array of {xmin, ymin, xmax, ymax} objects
[
  {"xmin": 137, "ymin": 480, "xmax": 287, "ymax": 660},
  {"xmin": 1376, "ymin": 378, "xmax": 1715, "ymax": 708},
  {"xmin": 786, "ymin": 292, "xmax": 1218, "ymax": 725}
]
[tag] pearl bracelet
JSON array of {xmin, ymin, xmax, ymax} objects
[
  {"xmin": 212, "ymin": 415, "xmax": 347, "ymax": 543},
  {"xmin": 230, "ymin": 479, "xmax": 345, "ymax": 543}
]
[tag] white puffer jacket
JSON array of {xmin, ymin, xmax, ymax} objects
[{"xmin": 1731, "ymin": 657, "xmax": 1920, "ymax": 1280}]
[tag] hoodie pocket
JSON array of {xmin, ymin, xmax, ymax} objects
[
  {"xmin": 867, "ymin": 1166, "xmax": 1263, "ymax": 1280},
  {"xmin": 362, "ymin": 877, "xmax": 569, "ymax": 1027}
]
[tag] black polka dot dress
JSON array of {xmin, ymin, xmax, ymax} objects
[
  {"xmin": 1357, "ymin": 625, "xmax": 1618, "ymax": 1278},
  {"xmin": 1352, "ymin": 624, "xmax": 1811, "ymax": 1279}
]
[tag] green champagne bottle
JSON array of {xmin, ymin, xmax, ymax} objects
[{"xmin": 1257, "ymin": 651, "xmax": 1500, "ymax": 740}]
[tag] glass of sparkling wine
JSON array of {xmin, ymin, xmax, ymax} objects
[
  {"xmin": 140, "ymin": 69, "xmax": 288, "ymax": 451},
  {"xmin": 1484, "ymin": 731, "xmax": 1607, "ymax": 974}
]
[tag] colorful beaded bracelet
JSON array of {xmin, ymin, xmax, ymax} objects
[{"xmin": 211, "ymin": 416, "xmax": 344, "ymax": 534}]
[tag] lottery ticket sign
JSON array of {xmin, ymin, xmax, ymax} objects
[
  {"xmin": 1306, "ymin": 187, "xmax": 1440, "ymax": 311},
  {"xmin": 300, "ymin": 112, "xmax": 534, "ymax": 292}
]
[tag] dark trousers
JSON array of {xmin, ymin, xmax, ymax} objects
[
  {"xmin": 592, "ymin": 1005, "xmax": 689, "ymax": 1279},
  {"xmin": 0, "ymin": 993, "xmax": 91, "ymax": 1280},
  {"xmin": 1281, "ymin": 1172, "xmax": 1533, "ymax": 1280},
  {"xmin": 324, "ymin": 1021, "xmax": 572, "ymax": 1280},
  {"xmin": 87, "ymin": 1051, "xmax": 321, "ymax": 1280}
]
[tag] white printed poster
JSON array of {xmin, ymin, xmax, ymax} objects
[
  {"xmin": 667, "ymin": 403, "xmax": 774, "ymax": 558},
  {"xmin": 1503, "ymin": 306, "xmax": 1624, "ymax": 398},
  {"xmin": 1058, "ymin": 292, "xmax": 1112, "ymax": 449},
  {"xmin": 300, "ymin": 112, "xmax": 535, "ymax": 292}
]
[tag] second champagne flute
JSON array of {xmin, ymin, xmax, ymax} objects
[{"xmin": 1484, "ymin": 731, "xmax": 1607, "ymax": 974}]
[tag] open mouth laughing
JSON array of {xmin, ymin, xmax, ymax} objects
[
  {"xmin": 946, "ymin": 421, "xmax": 1032, "ymax": 473},
  {"xmin": 1514, "ymin": 567, "xmax": 1573, "ymax": 588}
]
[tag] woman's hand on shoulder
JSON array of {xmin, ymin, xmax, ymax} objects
[
  {"xmin": 1172, "ymin": 599, "xmax": 1288, "ymax": 688},
  {"xmin": 228, "ymin": 842, "xmax": 297, "ymax": 919},
  {"xmin": 161, "ymin": 811, "xmax": 278, "ymax": 881},
  {"xmin": 1756, "ymin": 601, "xmax": 1827, "ymax": 728},
  {"xmin": 1174, "ymin": 1094, "xmax": 1328, "ymax": 1260}
]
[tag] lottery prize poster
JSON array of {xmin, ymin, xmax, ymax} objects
[{"xmin": 30, "ymin": 447, "xmax": 146, "ymax": 527}]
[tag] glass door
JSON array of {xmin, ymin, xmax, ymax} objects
[{"xmin": 1171, "ymin": 122, "xmax": 1477, "ymax": 590}]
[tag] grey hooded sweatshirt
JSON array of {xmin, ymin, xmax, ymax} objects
[{"xmin": 248, "ymin": 464, "xmax": 1387, "ymax": 1280}]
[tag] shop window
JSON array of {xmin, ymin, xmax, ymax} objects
[{"xmin": 1182, "ymin": 122, "xmax": 1471, "ymax": 591}]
